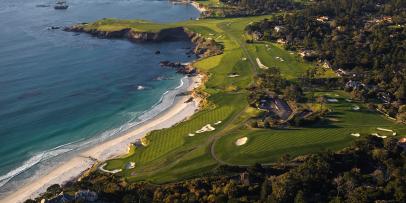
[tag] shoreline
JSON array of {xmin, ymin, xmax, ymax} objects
[{"xmin": 1, "ymin": 75, "xmax": 203, "ymax": 203}]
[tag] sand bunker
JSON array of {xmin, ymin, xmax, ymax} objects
[
  {"xmin": 125, "ymin": 162, "xmax": 135, "ymax": 169},
  {"xmin": 228, "ymin": 74, "xmax": 240, "ymax": 78},
  {"xmin": 327, "ymin": 98, "xmax": 338, "ymax": 102},
  {"xmin": 235, "ymin": 137, "xmax": 248, "ymax": 146},
  {"xmin": 275, "ymin": 56, "xmax": 284, "ymax": 62},
  {"xmin": 351, "ymin": 133, "xmax": 361, "ymax": 137},
  {"xmin": 241, "ymin": 57, "xmax": 247, "ymax": 61},
  {"xmin": 377, "ymin": 128, "xmax": 396, "ymax": 136},
  {"xmin": 188, "ymin": 133, "xmax": 195, "ymax": 137},
  {"xmin": 196, "ymin": 124, "xmax": 215, "ymax": 133},
  {"xmin": 214, "ymin": 121, "xmax": 222, "ymax": 125},
  {"xmin": 256, "ymin": 58, "xmax": 269, "ymax": 69},
  {"xmin": 372, "ymin": 133, "xmax": 387, "ymax": 139},
  {"xmin": 352, "ymin": 105, "xmax": 360, "ymax": 110},
  {"xmin": 99, "ymin": 163, "xmax": 122, "ymax": 174}
]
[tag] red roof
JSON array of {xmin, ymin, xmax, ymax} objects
[{"xmin": 399, "ymin": 137, "xmax": 406, "ymax": 143}]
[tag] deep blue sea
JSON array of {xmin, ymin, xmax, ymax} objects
[{"xmin": 0, "ymin": 0, "xmax": 199, "ymax": 196}]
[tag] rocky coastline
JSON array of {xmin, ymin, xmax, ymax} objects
[{"xmin": 64, "ymin": 25, "xmax": 222, "ymax": 58}]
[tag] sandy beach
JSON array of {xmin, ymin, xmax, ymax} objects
[{"xmin": 1, "ymin": 75, "xmax": 202, "ymax": 203}]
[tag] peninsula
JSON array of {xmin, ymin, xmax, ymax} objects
[{"xmin": 6, "ymin": 0, "xmax": 406, "ymax": 202}]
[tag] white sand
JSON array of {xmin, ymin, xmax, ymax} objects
[
  {"xmin": 188, "ymin": 133, "xmax": 195, "ymax": 137},
  {"xmin": 352, "ymin": 105, "xmax": 360, "ymax": 110},
  {"xmin": 235, "ymin": 137, "xmax": 248, "ymax": 146},
  {"xmin": 196, "ymin": 124, "xmax": 215, "ymax": 133},
  {"xmin": 1, "ymin": 76, "xmax": 202, "ymax": 203},
  {"xmin": 214, "ymin": 121, "xmax": 222, "ymax": 125},
  {"xmin": 351, "ymin": 133, "xmax": 361, "ymax": 137},
  {"xmin": 99, "ymin": 163, "xmax": 122, "ymax": 174},
  {"xmin": 327, "ymin": 98, "xmax": 338, "ymax": 103},
  {"xmin": 372, "ymin": 133, "xmax": 387, "ymax": 139},
  {"xmin": 256, "ymin": 58, "xmax": 269, "ymax": 69},
  {"xmin": 377, "ymin": 127, "xmax": 393, "ymax": 132}
]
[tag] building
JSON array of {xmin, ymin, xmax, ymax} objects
[
  {"xmin": 345, "ymin": 80, "xmax": 365, "ymax": 90},
  {"xmin": 335, "ymin": 68, "xmax": 348, "ymax": 77},
  {"xmin": 240, "ymin": 171, "xmax": 250, "ymax": 186},
  {"xmin": 398, "ymin": 137, "xmax": 406, "ymax": 151},
  {"xmin": 274, "ymin": 26, "xmax": 286, "ymax": 33},
  {"xmin": 316, "ymin": 16, "xmax": 329, "ymax": 23},
  {"xmin": 252, "ymin": 31, "xmax": 263, "ymax": 41}
]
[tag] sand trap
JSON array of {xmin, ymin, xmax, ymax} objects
[
  {"xmin": 241, "ymin": 57, "xmax": 247, "ymax": 61},
  {"xmin": 99, "ymin": 163, "xmax": 122, "ymax": 174},
  {"xmin": 214, "ymin": 121, "xmax": 222, "ymax": 125},
  {"xmin": 256, "ymin": 58, "xmax": 269, "ymax": 69},
  {"xmin": 228, "ymin": 74, "xmax": 240, "ymax": 78},
  {"xmin": 125, "ymin": 162, "xmax": 135, "ymax": 169},
  {"xmin": 377, "ymin": 127, "xmax": 393, "ymax": 132},
  {"xmin": 352, "ymin": 105, "xmax": 360, "ymax": 110},
  {"xmin": 275, "ymin": 56, "xmax": 284, "ymax": 62},
  {"xmin": 335, "ymin": 94, "xmax": 340, "ymax": 97},
  {"xmin": 372, "ymin": 133, "xmax": 387, "ymax": 139},
  {"xmin": 351, "ymin": 133, "xmax": 361, "ymax": 137},
  {"xmin": 376, "ymin": 128, "xmax": 397, "ymax": 136},
  {"xmin": 188, "ymin": 133, "xmax": 195, "ymax": 137},
  {"xmin": 196, "ymin": 124, "xmax": 215, "ymax": 133},
  {"xmin": 235, "ymin": 137, "xmax": 248, "ymax": 146},
  {"xmin": 327, "ymin": 98, "xmax": 338, "ymax": 102}
]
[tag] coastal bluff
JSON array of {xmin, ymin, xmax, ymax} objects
[{"xmin": 64, "ymin": 19, "xmax": 223, "ymax": 58}]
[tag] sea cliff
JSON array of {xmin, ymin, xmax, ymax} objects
[{"xmin": 64, "ymin": 23, "xmax": 223, "ymax": 58}]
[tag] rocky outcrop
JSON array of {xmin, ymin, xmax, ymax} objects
[
  {"xmin": 159, "ymin": 61, "xmax": 197, "ymax": 75},
  {"xmin": 64, "ymin": 25, "xmax": 189, "ymax": 42},
  {"xmin": 64, "ymin": 24, "xmax": 223, "ymax": 58},
  {"xmin": 186, "ymin": 31, "xmax": 223, "ymax": 58}
]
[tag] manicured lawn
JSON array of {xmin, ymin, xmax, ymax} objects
[
  {"xmin": 214, "ymin": 90, "xmax": 406, "ymax": 165},
  {"xmin": 95, "ymin": 16, "xmax": 404, "ymax": 183}
]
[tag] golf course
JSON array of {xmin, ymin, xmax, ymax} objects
[{"xmin": 77, "ymin": 13, "xmax": 406, "ymax": 184}]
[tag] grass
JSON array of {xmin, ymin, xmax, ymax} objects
[
  {"xmin": 77, "ymin": 18, "xmax": 176, "ymax": 32},
  {"xmin": 93, "ymin": 15, "xmax": 404, "ymax": 184},
  {"xmin": 215, "ymin": 90, "xmax": 406, "ymax": 165}
]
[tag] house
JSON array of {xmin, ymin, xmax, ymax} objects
[
  {"xmin": 240, "ymin": 171, "xmax": 250, "ymax": 186},
  {"xmin": 75, "ymin": 190, "xmax": 98, "ymax": 202},
  {"xmin": 335, "ymin": 68, "xmax": 349, "ymax": 77},
  {"xmin": 345, "ymin": 80, "xmax": 365, "ymax": 90},
  {"xmin": 299, "ymin": 50, "xmax": 318, "ymax": 59},
  {"xmin": 274, "ymin": 26, "xmax": 286, "ymax": 33},
  {"xmin": 252, "ymin": 31, "xmax": 263, "ymax": 41},
  {"xmin": 377, "ymin": 92, "xmax": 392, "ymax": 104},
  {"xmin": 398, "ymin": 137, "xmax": 406, "ymax": 151},
  {"xmin": 316, "ymin": 16, "xmax": 329, "ymax": 23},
  {"xmin": 322, "ymin": 61, "xmax": 332, "ymax": 69}
]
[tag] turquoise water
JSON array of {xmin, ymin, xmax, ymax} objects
[{"xmin": 0, "ymin": 0, "xmax": 199, "ymax": 195}]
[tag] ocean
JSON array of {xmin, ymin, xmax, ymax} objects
[{"xmin": 0, "ymin": 0, "xmax": 199, "ymax": 197}]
